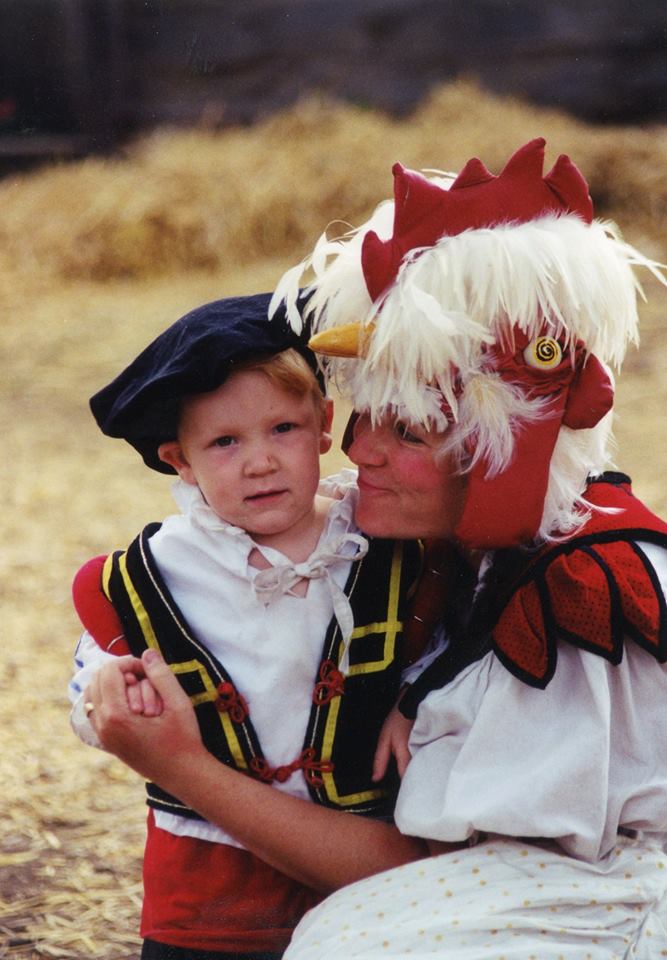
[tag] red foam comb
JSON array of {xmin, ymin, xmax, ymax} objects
[{"xmin": 361, "ymin": 138, "xmax": 594, "ymax": 301}]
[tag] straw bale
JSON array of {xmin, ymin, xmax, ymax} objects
[
  {"xmin": 0, "ymin": 80, "xmax": 664, "ymax": 300},
  {"xmin": 1, "ymin": 81, "xmax": 665, "ymax": 957}
]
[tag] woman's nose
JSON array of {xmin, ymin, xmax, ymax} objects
[{"xmin": 347, "ymin": 414, "xmax": 386, "ymax": 466}]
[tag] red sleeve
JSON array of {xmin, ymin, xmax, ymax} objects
[{"xmin": 72, "ymin": 555, "xmax": 130, "ymax": 655}]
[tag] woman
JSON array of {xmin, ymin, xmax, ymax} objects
[{"xmin": 88, "ymin": 139, "xmax": 667, "ymax": 958}]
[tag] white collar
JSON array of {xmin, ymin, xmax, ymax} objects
[
  {"xmin": 171, "ymin": 471, "xmax": 359, "ymax": 546},
  {"xmin": 170, "ymin": 474, "xmax": 366, "ymax": 671}
]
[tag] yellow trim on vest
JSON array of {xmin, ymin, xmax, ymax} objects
[
  {"xmin": 118, "ymin": 552, "xmax": 160, "ymax": 650},
  {"xmin": 171, "ymin": 658, "xmax": 219, "ymax": 706},
  {"xmin": 345, "ymin": 541, "xmax": 403, "ymax": 676},
  {"xmin": 317, "ymin": 542, "xmax": 404, "ymax": 807},
  {"xmin": 101, "ymin": 554, "xmax": 114, "ymax": 601},
  {"xmin": 113, "ymin": 556, "xmax": 250, "ymax": 773},
  {"xmin": 171, "ymin": 660, "xmax": 248, "ymax": 771},
  {"xmin": 319, "ymin": 695, "xmax": 385, "ymax": 806}
]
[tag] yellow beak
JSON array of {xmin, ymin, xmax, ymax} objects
[{"xmin": 308, "ymin": 322, "xmax": 375, "ymax": 358}]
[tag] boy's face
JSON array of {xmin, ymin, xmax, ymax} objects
[{"xmin": 158, "ymin": 370, "xmax": 333, "ymax": 548}]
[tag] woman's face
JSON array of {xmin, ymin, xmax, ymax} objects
[{"xmin": 347, "ymin": 413, "xmax": 467, "ymax": 540}]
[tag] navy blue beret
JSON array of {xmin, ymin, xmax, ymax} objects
[{"xmin": 90, "ymin": 292, "xmax": 322, "ymax": 474}]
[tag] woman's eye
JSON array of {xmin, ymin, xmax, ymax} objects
[
  {"xmin": 395, "ymin": 421, "xmax": 424, "ymax": 444},
  {"xmin": 214, "ymin": 435, "xmax": 236, "ymax": 448}
]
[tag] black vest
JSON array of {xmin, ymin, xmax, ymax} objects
[{"xmin": 102, "ymin": 524, "xmax": 421, "ymax": 820}]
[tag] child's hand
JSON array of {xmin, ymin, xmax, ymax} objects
[
  {"xmin": 124, "ymin": 670, "xmax": 164, "ymax": 717},
  {"xmin": 372, "ymin": 702, "xmax": 414, "ymax": 782}
]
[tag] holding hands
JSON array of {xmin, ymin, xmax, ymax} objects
[
  {"xmin": 122, "ymin": 663, "xmax": 164, "ymax": 717},
  {"xmin": 84, "ymin": 650, "xmax": 206, "ymax": 787},
  {"xmin": 87, "ymin": 651, "xmax": 416, "ymax": 784}
]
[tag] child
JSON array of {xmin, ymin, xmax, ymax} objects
[{"xmin": 69, "ymin": 292, "xmax": 426, "ymax": 960}]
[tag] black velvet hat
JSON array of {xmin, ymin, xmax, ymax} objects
[{"xmin": 90, "ymin": 292, "xmax": 322, "ymax": 474}]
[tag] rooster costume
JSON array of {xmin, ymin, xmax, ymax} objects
[{"xmin": 271, "ymin": 139, "xmax": 667, "ymax": 959}]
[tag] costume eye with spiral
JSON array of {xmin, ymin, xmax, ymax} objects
[{"xmin": 523, "ymin": 336, "xmax": 563, "ymax": 370}]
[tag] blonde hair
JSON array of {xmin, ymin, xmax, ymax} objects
[{"xmin": 234, "ymin": 348, "xmax": 329, "ymax": 429}]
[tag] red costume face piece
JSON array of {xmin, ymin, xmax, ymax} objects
[{"xmin": 453, "ymin": 329, "xmax": 614, "ymax": 549}]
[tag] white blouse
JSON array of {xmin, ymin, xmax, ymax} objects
[{"xmin": 396, "ymin": 540, "xmax": 667, "ymax": 862}]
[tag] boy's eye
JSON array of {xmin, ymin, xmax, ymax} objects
[
  {"xmin": 214, "ymin": 435, "xmax": 236, "ymax": 448},
  {"xmin": 274, "ymin": 422, "xmax": 295, "ymax": 434},
  {"xmin": 395, "ymin": 421, "xmax": 424, "ymax": 444}
]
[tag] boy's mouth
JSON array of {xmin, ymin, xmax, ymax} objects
[{"xmin": 245, "ymin": 489, "xmax": 287, "ymax": 502}]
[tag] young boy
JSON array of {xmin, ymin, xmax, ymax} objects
[{"xmin": 69, "ymin": 292, "xmax": 424, "ymax": 960}]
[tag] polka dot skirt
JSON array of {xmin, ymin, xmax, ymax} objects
[{"xmin": 285, "ymin": 835, "xmax": 667, "ymax": 959}]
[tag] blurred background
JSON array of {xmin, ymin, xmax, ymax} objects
[
  {"xmin": 1, "ymin": 3, "xmax": 666, "ymax": 957},
  {"xmin": 1, "ymin": 0, "xmax": 666, "ymax": 175}
]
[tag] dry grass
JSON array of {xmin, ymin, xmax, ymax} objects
[{"xmin": 1, "ymin": 81, "xmax": 665, "ymax": 958}]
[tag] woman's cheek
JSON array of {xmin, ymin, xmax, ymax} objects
[{"xmin": 400, "ymin": 449, "xmax": 442, "ymax": 488}]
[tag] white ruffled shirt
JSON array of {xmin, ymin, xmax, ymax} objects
[
  {"xmin": 70, "ymin": 470, "xmax": 435, "ymax": 847},
  {"xmin": 396, "ymin": 540, "xmax": 667, "ymax": 863}
]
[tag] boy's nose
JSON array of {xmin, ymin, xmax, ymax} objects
[{"xmin": 244, "ymin": 447, "xmax": 277, "ymax": 476}]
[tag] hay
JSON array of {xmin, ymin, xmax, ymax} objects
[
  {"xmin": 0, "ymin": 80, "xmax": 665, "ymax": 299},
  {"xmin": 1, "ymin": 80, "xmax": 666, "ymax": 958}
]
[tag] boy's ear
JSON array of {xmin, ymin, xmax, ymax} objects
[
  {"xmin": 319, "ymin": 398, "xmax": 335, "ymax": 454},
  {"xmin": 157, "ymin": 441, "xmax": 196, "ymax": 484}
]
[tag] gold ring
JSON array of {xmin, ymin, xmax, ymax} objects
[{"xmin": 84, "ymin": 700, "xmax": 95, "ymax": 717}]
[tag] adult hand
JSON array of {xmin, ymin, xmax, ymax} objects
[{"xmin": 86, "ymin": 650, "xmax": 206, "ymax": 786}]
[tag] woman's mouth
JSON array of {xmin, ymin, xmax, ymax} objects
[{"xmin": 357, "ymin": 475, "xmax": 389, "ymax": 495}]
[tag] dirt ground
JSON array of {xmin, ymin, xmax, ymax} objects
[{"xmin": 1, "ymin": 87, "xmax": 666, "ymax": 958}]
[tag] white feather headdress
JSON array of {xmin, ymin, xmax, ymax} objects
[{"xmin": 271, "ymin": 139, "xmax": 665, "ymax": 544}]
